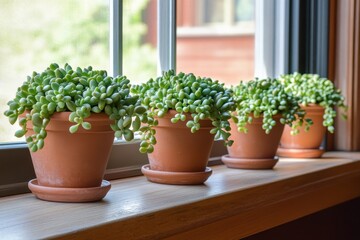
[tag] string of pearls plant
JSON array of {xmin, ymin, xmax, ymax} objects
[
  {"xmin": 231, "ymin": 78, "xmax": 309, "ymax": 135},
  {"xmin": 279, "ymin": 73, "xmax": 347, "ymax": 133},
  {"xmin": 131, "ymin": 70, "xmax": 235, "ymax": 153},
  {"xmin": 4, "ymin": 63, "xmax": 146, "ymax": 152}
]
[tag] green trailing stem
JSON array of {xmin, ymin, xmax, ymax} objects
[
  {"xmin": 4, "ymin": 63, "xmax": 147, "ymax": 152},
  {"xmin": 279, "ymin": 73, "xmax": 347, "ymax": 133},
  {"xmin": 231, "ymin": 78, "xmax": 309, "ymax": 135},
  {"xmin": 131, "ymin": 70, "xmax": 236, "ymax": 153}
]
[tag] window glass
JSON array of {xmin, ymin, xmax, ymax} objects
[
  {"xmin": 235, "ymin": 0, "xmax": 255, "ymax": 22},
  {"xmin": 0, "ymin": 0, "xmax": 109, "ymax": 143},
  {"xmin": 122, "ymin": 0, "xmax": 157, "ymax": 84},
  {"xmin": 203, "ymin": 0, "xmax": 224, "ymax": 25},
  {"xmin": 177, "ymin": 0, "xmax": 255, "ymax": 86}
]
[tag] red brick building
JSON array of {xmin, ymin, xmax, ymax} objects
[{"xmin": 145, "ymin": 0, "xmax": 255, "ymax": 85}]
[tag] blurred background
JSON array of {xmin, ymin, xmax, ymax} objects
[{"xmin": 0, "ymin": 0, "xmax": 255, "ymax": 142}]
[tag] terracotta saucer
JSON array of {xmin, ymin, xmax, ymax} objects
[
  {"xmin": 221, "ymin": 155, "xmax": 279, "ymax": 169},
  {"xmin": 141, "ymin": 164, "xmax": 212, "ymax": 185},
  {"xmin": 28, "ymin": 179, "xmax": 111, "ymax": 203},
  {"xmin": 277, "ymin": 147, "xmax": 325, "ymax": 158}
]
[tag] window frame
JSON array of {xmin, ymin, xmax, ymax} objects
[
  {"xmin": 254, "ymin": 0, "xmax": 290, "ymax": 78},
  {"xmin": 200, "ymin": 0, "xmax": 254, "ymax": 27},
  {"xmin": 177, "ymin": 0, "xmax": 255, "ymax": 37},
  {"xmin": 2, "ymin": 0, "xmax": 342, "ymax": 197},
  {"xmin": 110, "ymin": 0, "xmax": 122, "ymax": 77},
  {"xmin": 0, "ymin": 0, "xmax": 229, "ymax": 197}
]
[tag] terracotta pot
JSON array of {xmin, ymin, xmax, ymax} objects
[
  {"xmin": 277, "ymin": 104, "xmax": 326, "ymax": 158},
  {"xmin": 222, "ymin": 115, "xmax": 284, "ymax": 169},
  {"xmin": 25, "ymin": 112, "xmax": 114, "ymax": 202},
  {"xmin": 142, "ymin": 110, "xmax": 214, "ymax": 184}
]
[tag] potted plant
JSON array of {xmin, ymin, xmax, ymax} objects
[
  {"xmin": 131, "ymin": 70, "xmax": 235, "ymax": 185},
  {"xmin": 277, "ymin": 73, "xmax": 347, "ymax": 158},
  {"xmin": 222, "ymin": 78, "xmax": 308, "ymax": 169},
  {"xmin": 3, "ymin": 63, "xmax": 146, "ymax": 202}
]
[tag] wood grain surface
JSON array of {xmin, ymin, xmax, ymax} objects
[{"xmin": 0, "ymin": 153, "xmax": 360, "ymax": 239}]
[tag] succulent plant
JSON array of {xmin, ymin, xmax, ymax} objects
[
  {"xmin": 131, "ymin": 70, "xmax": 235, "ymax": 153},
  {"xmin": 231, "ymin": 78, "xmax": 309, "ymax": 134},
  {"xmin": 4, "ymin": 63, "xmax": 146, "ymax": 152},
  {"xmin": 279, "ymin": 73, "xmax": 347, "ymax": 133}
]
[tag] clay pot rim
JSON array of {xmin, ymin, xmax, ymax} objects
[
  {"xmin": 154, "ymin": 123, "xmax": 213, "ymax": 129},
  {"xmin": 300, "ymin": 104, "xmax": 325, "ymax": 113},
  {"xmin": 21, "ymin": 111, "xmax": 112, "ymax": 123},
  {"xmin": 45, "ymin": 112, "xmax": 111, "ymax": 122},
  {"xmin": 155, "ymin": 109, "xmax": 213, "ymax": 128},
  {"xmin": 232, "ymin": 113, "xmax": 283, "ymax": 125},
  {"xmin": 24, "ymin": 112, "xmax": 114, "ymax": 133}
]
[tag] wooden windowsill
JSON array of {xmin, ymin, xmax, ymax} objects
[{"xmin": 1, "ymin": 152, "xmax": 360, "ymax": 239}]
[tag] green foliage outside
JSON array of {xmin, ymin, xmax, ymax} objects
[{"xmin": 0, "ymin": 0, "xmax": 156, "ymax": 142}]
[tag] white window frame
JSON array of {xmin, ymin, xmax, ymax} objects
[
  {"xmin": 254, "ymin": 0, "xmax": 289, "ymax": 79},
  {"xmin": 177, "ymin": 0, "xmax": 255, "ymax": 37}
]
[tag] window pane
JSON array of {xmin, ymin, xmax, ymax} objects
[
  {"xmin": 122, "ymin": 0, "xmax": 157, "ymax": 84},
  {"xmin": 235, "ymin": 0, "xmax": 255, "ymax": 22},
  {"xmin": 177, "ymin": 0, "xmax": 255, "ymax": 86},
  {"xmin": 0, "ymin": 0, "xmax": 109, "ymax": 143},
  {"xmin": 203, "ymin": 0, "xmax": 224, "ymax": 25}
]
